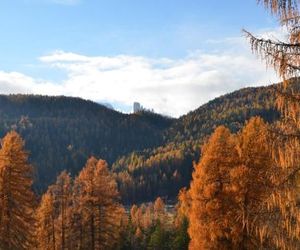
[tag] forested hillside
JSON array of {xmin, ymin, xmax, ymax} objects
[
  {"xmin": 0, "ymin": 83, "xmax": 283, "ymax": 198},
  {"xmin": 165, "ymin": 84, "xmax": 279, "ymax": 143},
  {"xmin": 114, "ymin": 84, "xmax": 281, "ymax": 203},
  {"xmin": 0, "ymin": 95, "xmax": 173, "ymax": 192}
]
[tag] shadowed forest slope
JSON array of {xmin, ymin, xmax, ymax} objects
[{"xmin": 0, "ymin": 83, "xmax": 284, "ymax": 199}]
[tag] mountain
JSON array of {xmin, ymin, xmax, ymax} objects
[
  {"xmin": 165, "ymin": 84, "xmax": 279, "ymax": 143},
  {"xmin": 99, "ymin": 102, "xmax": 115, "ymax": 110},
  {"xmin": 0, "ymin": 83, "xmax": 284, "ymax": 201},
  {"xmin": 0, "ymin": 94, "xmax": 173, "ymax": 192},
  {"xmin": 113, "ymin": 84, "xmax": 281, "ymax": 203}
]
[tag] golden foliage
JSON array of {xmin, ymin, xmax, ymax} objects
[
  {"xmin": 35, "ymin": 157, "xmax": 125, "ymax": 250},
  {"xmin": 188, "ymin": 126, "xmax": 240, "ymax": 250},
  {"xmin": 244, "ymin": 1, "xmax": 300, "ymax": 248},
  {"xmin": 36, "ymin": 191, "xmax": 56, "ymax": 250},
  {"xmin": 188, "ymin": 118, "xmax": 284, "ymax": 249},
  {"xmin": 73, "ymin": 157, "xmax": 124, "ymax": 250},
  {"xmin": 175, "ymin": 188, "xmax": 191, "ymax": 228},
  {"xmin": 0, "ymin": 131, "xmax": 36, "ymax": 249}
]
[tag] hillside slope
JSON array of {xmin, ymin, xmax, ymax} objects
[
  {"xmin": 113, "ymin": 84, "xmax": 281, "ymax": 203},
  {"xmin": 0, "ymin": 83, "xmax": 284, "ymax": 198},
  {"xmin": 0, "ymin": 94, "xmax": 173, "ymax": 191},
  {"xmin": 165, "ymin": 84, "xmax": 279, "ymax": 143}
]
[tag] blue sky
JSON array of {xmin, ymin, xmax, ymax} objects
[{"xmin": 0, "ymin": 0, "xmax": 281, "ymax": 116}]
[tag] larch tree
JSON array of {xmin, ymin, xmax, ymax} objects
[
  {"xmin": 68, "ymin": 181, "xmax": 85, "ymax": 250},
  {"xmin": 175, "ymin": 188, "xmax": 191, "ymax": 228},
  {"xmin": 36, "ymin": 171, "xmax": 73, "ymax": 250},
  {"xmin": 0, "ymin": 131, "xmax": 36, "ymax": 249},
  {"xmin": 173, "ymin": 188, "xmax": 191, "ymax": 250},
  {"xmin": 50, "ymin": 171, "xmax": 73, "ymax": 250},
  {"xmin": 141, "ymin": 204, "xmax": 153, "ymax": 230},
  {"xmin": 245, "ymin": 0, "xmax": 300, "ymax": 248},
  {"xmin": 188, "ymin": 126, "xmax": 240, "ymax": 250},
  {"xmin": 229, "ymin": 117, "xmax": 275, "ymax": 249},
  {"xmin": 36, "ymin": 191, "xmax": 56, "ymax": 250},
  {"xmin": 74, "ymin": 156, "xmax": 124, "ymax": 250},
  {"xmin": 154, "ymin": 197, "xmax": 167, "ymax": 226}
]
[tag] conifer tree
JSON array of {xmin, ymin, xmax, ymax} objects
[
  {"xmin": 51, "ymin": 171, "xmax": 73, "ymax": 249},
  {"xmin": 36, "ymin": 191, "xmax": 56, "ymax": 250},
  {"xmin": 174, "ymin": 188, "xmax": 191, "ymax": 228},
  {"xmin": 229, "ymin": 117, "xmax": 275, "ymax": 248},
  {"xmin": 36, "ymin": 171, "xmax": 73, "ymax": 250},
  {"xmin": 0, "ymin": 131, "xmax": 36, "ymax": 249},
  {"xmin": 75, "ymin": 157, "xmax": 124, "ymax": 250},
  {"xmin": 172, "ymin": 217, "xmax": 189, "ymax": 250},
  {"xmin": 173, "ymin": 188, "xmax": 190, "ymax": 250},
  {"xmin": 154, "ymin": 197, "xmax": 167, "ymax": 226},
  {"xmin": 245, "ymin": 0, "xmax": 300, "ymax": 248},
  {"xmin": 188, "ymin": 126, "xmax": 240, "ymax": 250},
  {"xmin": 147, "ymin": 220, "xmax": 168, "ymax": 250}
]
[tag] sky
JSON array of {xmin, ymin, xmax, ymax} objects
[{"xmin": 0, "ymin": 0, "xmax": 285, "ymax": 117}]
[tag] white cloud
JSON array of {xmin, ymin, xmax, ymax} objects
[{"xmin": 0, "ymin": 31, "xmax": 282, "ymax": 117}]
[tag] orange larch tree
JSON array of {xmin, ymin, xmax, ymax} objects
[
  {"xmin": 0, "ymin": 131, "xmax": 36, "ymax": 249},
  {"xmin": 229, "ymin": 117, "xmax": 275, "ymax": 249},
  {"xmin": 188, "ymin": 126, "xmax": 240, "ymax": 250},
  {"xmin": 175, "ymin": 188, "xmax": 191, "ymax": 228},
  {"xmin": 74, "ymin": 157, "xmax": 125, "ymax": 250},
  {"xmin": 245, "ymin": 0, "xmax": 300, "ymax": 248},
  {"xmin": 36, "ymin": 191, "xmax": 56, "ymax": 250},
  {"xmin": 51, "ymin": 171, "xmax": 73, "ymax": 250},
  {"xmin": 154, "ymin": 197, "xmax": 167, "ymax": 226}
]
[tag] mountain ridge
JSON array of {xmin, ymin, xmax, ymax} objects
[{"xmin": 0, "ymin": 82, "xmax": 286, "ymax": 201}]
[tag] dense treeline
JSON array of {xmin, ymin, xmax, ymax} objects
[
  {"xmin": 187, "ymin": 117, "xmax": 277, "ymax": 249},
  {"xmin": 112, "ymin": 85, "xmax": 283, "ymax": 204},
  {"xmin": 0, "ymin": 131, "xmax": 127, "ymax": 249},
  {"xmin": 36, "ymin": 157, "xmax": 126, "ymax": 250},
  {"xmin": 0, "ymin": 130, "xmax": 189, "ymax": 249},
  {"xmin": 0, "ymin": 95, "xmax": 173, "ymax": 192},
  {"xmin": 165, "ymin": 85, "xmax": 279, "ymax": 143},
  {"xmin": 0, "ymin": 83, "xmax": 289, "ymax": 203},
  {"xmin": 120, "ymin": 197, "xmax": 189, "ymax": 250},
  {"xmin": 113, "ymin": 142, "xmax": 199, "ymax": 204},
  {"xmin": 3, "ymin": 115, "xmax": 300, "ymax": 249}
]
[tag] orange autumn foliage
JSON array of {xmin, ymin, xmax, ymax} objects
[
  {"xmin": 188, "ymin": 126, "xmax": 240, "ymax": 250},
  {"xmin": 74, "ymin": 157, "xmax": 124, "ymax": 250},
  {"xmin": 0, "ymin": 131, "xmax": 36, "ymax": 249},
  {"xmin": 188, "ymin": 118, "xmax": 276, "ymax": 249}
]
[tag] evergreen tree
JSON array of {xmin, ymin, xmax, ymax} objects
[
  {"xmin": 172, "ymin": 216, "xmax": 189, "ymax": 250},
  {"xmin": 147, "ymin": 221, "xmax": 169, "ymax": 250}
]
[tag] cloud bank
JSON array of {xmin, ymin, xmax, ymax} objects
[{"xmin": 0, "ymin": 34, "xmax": 280, "ymax": 117}]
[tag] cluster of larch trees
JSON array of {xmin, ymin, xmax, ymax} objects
[
  {"xmin": 118, "ymin": 196, "xmax": 189, "ymax": 250},
  {"xmin": 183, "ymin": 117, "xmax": 277, "ymax": 249},
  {"xmin": 0, "ymin": 131, "xmax": 126, "ymax": 250},
  {"xmin": 181, "ymin": 0, "xmax": 300, "ymax": 249},
  {"xmin": 35, "ymin": 157, "xmax": 126, "ymax": 250},
  {"xmin": 3, "ymin": 0, "xmax": 300, "ymax": 249},
  {"xmin": 0, "ymin": 130, "xmax": 186, "ymax": 250}
]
